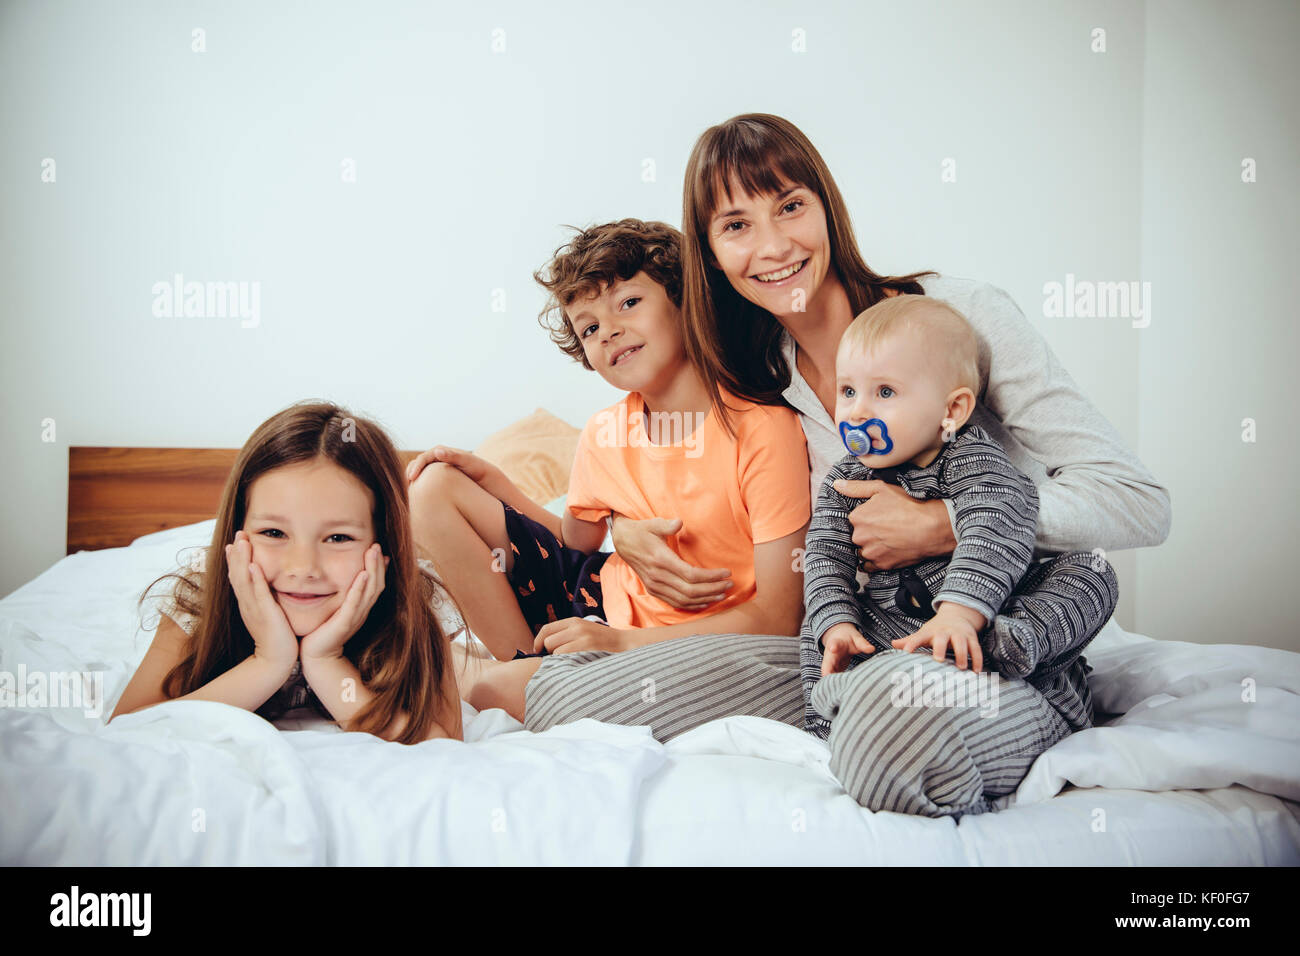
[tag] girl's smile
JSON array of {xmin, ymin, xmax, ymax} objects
[{"xmin": 275, "ymin": 589, "xmax": 337, "ymax": 605}]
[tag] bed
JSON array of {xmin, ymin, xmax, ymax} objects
[{"xmin": 2, "ymin": 440, "xmax": 1298, "ymax": 865}]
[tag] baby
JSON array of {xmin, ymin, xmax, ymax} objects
[{"xmin": 801, "ymin": 294, "xmax": 1118, "ymax": 730}]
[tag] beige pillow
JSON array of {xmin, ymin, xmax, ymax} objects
[{"xmin": 473, "ymin": 408, "xmax": 581, "ymax": 505}]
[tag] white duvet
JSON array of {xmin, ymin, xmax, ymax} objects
[
  {"xmin": 0, "ymin": 697, "xmax": 661, "ymax": 865},
  {"xmin": 1, "ymin": 521, "xmax": 1297, "ymax": 865}
]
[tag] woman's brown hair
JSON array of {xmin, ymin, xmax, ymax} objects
[
  {"xmin": 680, "ymin": 113, "xmax": 937, "ymax": 435},
  {"xmin": 143, "ymin": 401, "xmax": 451, "ymax": 744}
]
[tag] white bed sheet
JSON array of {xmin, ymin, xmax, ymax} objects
[{"xmin": 1, "ymin": 520, "xmax": 1297, "ymax": 865}]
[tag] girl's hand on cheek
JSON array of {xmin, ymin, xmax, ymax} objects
[
  {"xmin": 300, "ymin": 543, "xmax": 389, "ymax": 663},
  {"xmin": 226, "ymin": 530, "xmax": 299, "ymax": 672}
]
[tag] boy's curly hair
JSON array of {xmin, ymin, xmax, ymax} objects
[{"xmin": 534, "ymin": 219, "xmax": 683, "ymax": 370}]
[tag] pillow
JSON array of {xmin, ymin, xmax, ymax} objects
[{"xmin": 473, "ymin": 409, "xmax": 581, "ymax": 505}]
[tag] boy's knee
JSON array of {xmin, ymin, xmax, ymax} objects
[
  {"xmin": 409, "ymin": 462, "xmax": 475, "ymax": 519},
  {"xmin": 410, "ymin": 461, "xmax": 462, "ymax": 497}
]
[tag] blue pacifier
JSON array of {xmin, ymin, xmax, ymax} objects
[{"xmin": 839, "ymin": 418, "xmax": 894, "ymax": 457}]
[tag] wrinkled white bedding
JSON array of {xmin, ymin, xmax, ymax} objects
[{"xmin": 1, "ymin": 521, "xmax": 1297, "ymax": 865}]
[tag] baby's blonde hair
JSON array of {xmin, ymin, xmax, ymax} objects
[{"xmin": 840, "ymin": 294, "xmax": 980, "ymax": 394}]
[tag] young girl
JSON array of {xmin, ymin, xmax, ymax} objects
[{"xmin": 110, "ymin": 401, "xmax": 463, "ymax": 743}]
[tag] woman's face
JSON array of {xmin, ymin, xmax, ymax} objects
[
  {"xmin": 242, "ymin": 459, "xmax": 377, "ymax": 637},
  {"xmin": 706, "ymin": 178, "xmax": 834, "ymax": 320}
]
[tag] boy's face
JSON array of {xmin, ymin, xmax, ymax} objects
[
  {"xmin": 242, "ymin": 459, "xmax": 378, "ymax": 637},
  {"xmin": 835, "ymin": 329, "xmax": 953, "ymax": 469},
  {"xmin": 566, "ymin": 271, "xmax": 686, "ymax": 394}
]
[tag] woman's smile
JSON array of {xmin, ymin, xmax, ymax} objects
[{"xmin": 753, "ymin": 258, "xmax": 808, "ymax": 285}]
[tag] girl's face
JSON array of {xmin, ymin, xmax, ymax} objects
[
  {"xmin": 242, "ymin": 459, "xmax": 378, "ymax": 637},
  {"xmin": 567, "ymin": 270, "xmax": 687, "ymax": 395},
  {"xmin": 707, "ymin": 178, "xmax": 834, "ymax": 320}
]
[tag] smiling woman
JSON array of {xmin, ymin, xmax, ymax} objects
[
  {"xmin": 108, "ymin": 401, "xmax": 463, "ymax": 744},
  {"xmin": 680, "ymin": 115, "xmax": 937, "ymax": 428}
]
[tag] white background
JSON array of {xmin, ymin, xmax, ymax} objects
[{"xmin": 2, "ymin": 1, "xmax": 1295, "ymax": 650}]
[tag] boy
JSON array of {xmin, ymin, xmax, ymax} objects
[
  {"xmin": 802, "ymin": 294, "xmax": 1119, "ymax": 737},
  {"xmin": 407, "ymin": 219, "xmax": 810, "ymax": 716}
]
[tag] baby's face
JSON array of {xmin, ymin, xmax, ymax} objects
[{"xmin": 834, "ymin": 330, "xmax": 953, "ymax": 468}]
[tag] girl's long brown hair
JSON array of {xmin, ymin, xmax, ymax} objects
[
  {"xmin": 144, "ymin": 401, "xmax": 450, "ymax": 744},
  {"xmin": 680, "ymin": 113, "xmax": 938, "ymax": 436}
]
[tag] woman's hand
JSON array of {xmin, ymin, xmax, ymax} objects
[
  {"xmin": 533, "ymin": 618, "xmax": 628, "ymax": 655},
  {"xmin": 226, "ymin": 531, "xmax": 299, "ymax": 672},
  {"xmin": 300, "ymin": 543, "xmax": 389, "ymax": 663},
  {"xmin": 833, "ymin": 479, "xmax": 957, "ymax": 571},
  {"xmin": 610, "ymin": 515, "xmax": 733, "ymax": 610},
  {"xmin": 405, "ymin": 445, "xmax": 503, "ymax": 489}
]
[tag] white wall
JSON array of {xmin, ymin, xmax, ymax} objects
[
  {"xmin": 3, "ymin": 1, "xmax": 1282, "ymax": 649},
  {"xmin": 1136, "ymin": 0, "xmax": 1300, "ymax": 649}
]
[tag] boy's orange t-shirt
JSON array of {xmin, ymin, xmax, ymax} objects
[{"xmin": 566, "ymin": 389, "xmax": 811, "ymax": 629}]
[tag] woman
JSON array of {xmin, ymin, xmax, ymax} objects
[{"xmin": 488, "ymin": 114, "xmax": 1169, "ymax": 816}]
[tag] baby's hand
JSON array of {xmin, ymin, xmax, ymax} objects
[
  {"xmin": 821, "ymin": 622, "xmax": 876, "ymax": 676},
  {"xmin": 891, "ymin": 603, "xmax": 986, "ymax": 671}
]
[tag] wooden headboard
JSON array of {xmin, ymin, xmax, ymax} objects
[{"xmin": 67, "ymin": 447, "xmax": 423, "ymax": 554}]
